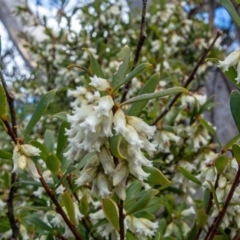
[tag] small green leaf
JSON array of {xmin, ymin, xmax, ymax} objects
[
  {"xmin": 121, "ymin": 87, "xmax": 187, "ymax": 105},
  {"xmin": 215, "ymin": 155, "xmax": 228, "ymax": 174},
  {"xmin": 223, "ymin": 134, "xmax": 240, "ymax": 151},
  {"xmin": 178, "ymin": 166, "xmax": 202, "ymax": 186},
  {"xmin": 51, "ymin": 112, "xmax": 67, "ymax": 122},
  {"xmin": 109, "ymin": 135, "xmax": 126, "ymax": 160},
  {"xmin": 219, "ymin": 0, "xmax": 240, "ymax": 28},
  {"xmin": 29, "ymin": 140, "xmax": 49, "ymax": 161},
  {"xmin": 126, "ymin": 189, "xmax": 158, "ymax": 215},
  {"xmin": 158, "ymin": 218, "xmax": 167, "ymax": 235},
  {"xmin": 143, "ymin": 166, "xmax": 171, "ymax": 185},
  {"xmin": 0, "ymin": 84, "xmax": 7, "ymax": 119},
  {"xmin": 102, "ymin": 198, "xmax": 119, "ymax": 231},
  {"xmin": 112, "ymin": 45, "xmax": 131, "ymax": 89},
  {"xmin": 113, "ymin": 63, "xmax": 152, "ymax": 92},
  {"xmin": 44, "ymin": 130, "xmax": 55, "ymax": 152},
  {"xmin": 232, "ymin": 144, "xmax": 240, "ymax": 164},
  {"xmin": 62, "ymin": 192, "xmax": 76, "ymax": 225},
  {"xmin": 199, "ymin": 118, "xmax": 216, "ymax": 137},
  {"xmin": 203, "ymin": 188, "xmax": 211, "ymax": 211},
  {"xmin": 187, "ymin": 223, "xmax": 198, "ymax": 240},
  {"xmin": 207, "ymin": 180, "xmax": 220, "ymax": 210},
  {"xmin": 126, "ymin": 230, "xmax": 139, "ymax": 240},
  {"xmin": 27, "ymin": 215, "xmax": 53, "ymax": 232},
  {"xmin": 24, "ymin": 89, "xmax": 57, "ymax": 137},
  {"xmin": 196, "ymin": 209, "xmax": 208, "ymax": 228},
  {"xmin": 0, "ymin": 149, "xmax": 12, "ymax": 160},
  {"xmin": 57, "ymin": 121, "xmax": 70, "ymax": 158},
  {"xmin": 79, "ymin": 195, "xmax": 89, "ymax": 216},
  {"xmin": 230, "ymin": 90, "xmax": 240, "ymax": 133},
  {"xmin": 223, "ymin": 67, "xmax": 240, "ymax": 88},
  {"xmin": 126, "ymin": 180, "xmax": 142, "ymax": 200},
  {"xmin": 46, "ymin": 153, "xmax": 61, "ymax": 174},
  {"xmin": 127, "ymin": 73, "xmax": 160, "ymax": 116}
]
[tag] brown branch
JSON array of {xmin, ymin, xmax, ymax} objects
[
  {"xmin": 205, "ymin": 166, "xmax": 240, "ymax": 240},
  {"xmin": 118, "ymin": 199, "xmax": 125, "ymax": 240},
  {"xmin": 151, "ymin": 30, "xmax": 222, "ymax": 126},
  {"xmin": 120, "ymin": 0, "xmax": 148, "ymax": 103},
  {"xmin": 38, "ymin": 170, "xmax": 83, "ymax": 240}
]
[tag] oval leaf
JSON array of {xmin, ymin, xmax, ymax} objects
[
  {"xmin": 143, "ymin": 166, "xmax": 171, "ymax": 185},
  {"xmin": 102, "ymin": 198, "xmax": 119, "ymax": 231},
  {"xmin": 215, "ymin": 155, "xmax": 228, "ymax": 174},
  {"xmin": 0, "ymin": 84, "xmax": 7, "ymax": 119},
  {"xmin": 62, "ymin": 192, "xmax": 76, "ymax": 225},
  {"xmin": 0, "ymin": 149, "xmax": 12, "ymax": 160},
  {"xmin": 57, "ymin": 121, "xmax": 70, "ymax": 158},
  {"xmin": 113, "ymin": 63, "xmax": 152, "ymax": 91},
  {"xmin": 178, "ymin": 166, "xmax": 202, "ymax": 186},
  {"xmin": 24, "ymin": 89, "xmax": 57, "ymax": 137},
  {"xmin": 79, "ymin": 195, "xmax": 89, "ymax": 216},
  {"xmin": 109, "ymin": 135, "xmax": 126, "ymax": 160},
  {"xmin": 230, "ymin": 90, "xmax": 240, "ymax": 133},
  {"xmin": 46, "ymin": 153, "xmax": 61, "ymax": 174},
  {"xmin": 44, "ymin": 129, "xmax": 55, "ymax": 152},
  {"xmin": 127, "ymin": 73, "xmax": 160, "ymax": 116},
  {"xmin": 232, "ymin": 144, "xmax": 240, "ymax": 164},
  {"xmin": 121, "ymin": 87, "xmax": 187, "ymax": 105},
  {"xmin": 196, "ymin": 209, "xmax": 208, "ymax": 228}
]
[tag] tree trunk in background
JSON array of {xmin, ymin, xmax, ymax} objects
[{"xmin": 0, "ymin": 0, "xmax": 36, "ymax": 68}]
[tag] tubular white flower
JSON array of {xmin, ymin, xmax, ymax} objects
[
  {"xmin": 89, "ymin": 75, "xmax": 111, "ymax": 91},
  {"xmin": 12, "ymin": 144, "xmax": 40, "ymax": 179},
  {"xmin": 97, "ymin": 147, "xmax": 115, "ymax": 175},
  {"xmin": 113, "ymin": 108, "xmax": 127, "ymax": 134},
  {"xmin": 122, "ymin": 125, "xmax": 143, "ymax": 148},
  {"xmin": 94, "ymin": 96, "xmax": 114, "ymax": 117},
  {"xmin": 129, "ymin": 163, "xmax": 149, "ymax": 181},
  {"xmin": 218, "ymin": 50, "xmax": 240, "ymax": 72},
  {"xmin": 126, "ymin": 116, "xmax": 156, "ymax": 138},
  {"xmin": 92, "ymin": 173, "xmax": 111, "ymax": 198},
  {"xmin": 113, "ymin": 162, "xmax": 128, "ymax": 186},
  {"xmin": 75, "ymin": 167, "xmax": 98, "ymax": 186}
]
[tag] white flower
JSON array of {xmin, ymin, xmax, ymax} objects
[
  {"xmin": 89, "ymin": 75, "xmax": 111, "ymax": 91},
  {"xmin": 33, "ymin": 187, "xmax": 45, "ymax": 198},
  {"xmin": 94, "ymin": 96, "xmax": 114, "ymax": 117},
  {"xmin": 76, "ymin": 167, "xmax": 98, "ymax": 186},
  {"xmin": 126, "ymin": 116, "xmax": 156, "ymax": 139},
  {"xmin": 56, "ymin": 185, "xmax": 65, "ymax": 194},
  {"xmin": 113, "ymin": 162, "xmax": 128, "ymax": 186},
  {"xmin": 97, "ymin": 147, "xmax": 115, "ymax": 175},
  {"xmin": 218, "ymin": 50, "xmax": 240, "ymax": 83},
  {"xmin": 181, "ymin": 206, "xmax": 195, "ymax": 216},
  {"xmin": 12, "ymin": 144, "xmax": 40, "ymax": 179},
  {"xmin": 113, "ymin": 108, "xmax": 127, "ymax": 134},
  {"xmin": 92, "ymin": 173, "xmax": 111, "ymax": 198},
  {"xmin": 218, "ymin": 50, "xmax": 240, "ymax": 72}
]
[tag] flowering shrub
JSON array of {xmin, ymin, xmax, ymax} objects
[{"xmin": 1, "ymin": 0, "xmax": 240, "ymax": 239}]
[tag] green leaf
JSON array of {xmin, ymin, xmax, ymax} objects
[
  {"xmin": 223, "ymin": 134, "xmax": 240, "ymax": 151},
  {"xmin": 143, "ymin": 166, "xmax": 171, "ymax": 185},
  {"xmin": 24, "ymin": 89, "xmax": 57, "ymax": 137},
  {"xmin": 126, "ymin": 180, "xmax": 142, "ymax": 200},
  {"xmin": 203, "ymin": 188, "xmax": 211, "ymax": 211},
  {"xmin": 207, "ymin": 180, "xmax": 220, "ymax": 210},
  {"xmin": 219, "ymin": 0, "xmax": 240, "ymax": 28},
  {"xmin": 102, "ymin": 198, "xmax": 119, "ymax": 231},
  {"xmin": 46, "ymin": 153, "xmax": 61, "ymax": 174},
  {"xmin": 57, "ymin": 121, "xmax": 70, "ymax": 158},
  {"xmin": 27, "ymin": 215, "xmax": 53, "ymax": 232},
  {"xmin": 109, "ymin": 135, "xmax": 126, "ymax": 160},
  {"xmin": 233, "ymin": 144, "xmax": 240, "ymax": 164},
  {"xmin": 79, "ymin": 195, "xmax": 89, "ymax": 216},
  {"xmin": 51, "ymin": 111, "xmax": 67, "ymax": 122},
  {"xmin": 126, "ymin": 230, "xmax": 139, "ymax": 240},
  {"xmin": 44, "ymin": 130, "xmax": 55, "ymax": 152},
  {"xmin": 127, "ymin": 73, "xmax": 160, "ymax": 116},
  {"xmin": 158, "ymin": 218, "xmax": 167, "ymax": 235},
  {"xmin": 113, "ymin": 63, "xmax": 152, "ymax": 92},
  {"xmin": 178, "ymin": 166, "xmax": 202, "ymax": 186},
  {"xmin": 126, "ymin": 189, "xmax": 158, "ymax": 215},
  {"xmin": 82, "ymin": 48, "xmax": 105, "ymax": 78},
  {"xmin": 0, "ymin": 84, "xmax": 7, "ymax": 119},
  {"xmin": 187, "ymin": 223, "xmax": 198, "ymax": 240},
  {"xmin": 29, "ymin": 140, "xmax": 49, "ymax": 161},
  {"xmin": 196, "ymin": 209, "xmax": 208, "ymax": 228},
  {"xmin": 121, "ymin": 87, "xmax": 187, "ymax": 105},
  {"xmin": 199, "ymin": 118, "xmax": 216, "ymax": 137},
  {"xmin": 0, "ymin": 149, "xmax": 12, "ymax": 160},
  {"xmin": 112, "ymin": 45, "xmax": 131, "ymax": 89},
  {"xmin": 215, "ymin": 155, "xmax": 228, "ymax": 174},
  {"xmin": 230, "ymin": 90, "xmax": 240, "ymax": 133},
  {"xmin": 62, "ymin": 192, "xmax": 76, "ymax": 225},
  {"xmin": 223, "ymin": 67, "xmax": 240, "ymax": 88}
]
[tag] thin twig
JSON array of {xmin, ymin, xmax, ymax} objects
[
  {"xmin": 38, "ymin": 170, "xmax": 83, "ymax": 240},
  {"xmin": 0, "ymin": 67, "xmax": 19, "ymax": 238},
  {"xmin": 205, "ymin": 166, "xmax": 240, "ymax": 240},
  {"xmin": 120, "ymin": 0, "xmax": 148, "ymax": 103},
  {"xmin": 151, "ymin": 30, "xmax": 222, "ymax": 126},
  {"xmin": 118, "ymin": 199, "xmax": 125, "ymax": 240}
]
